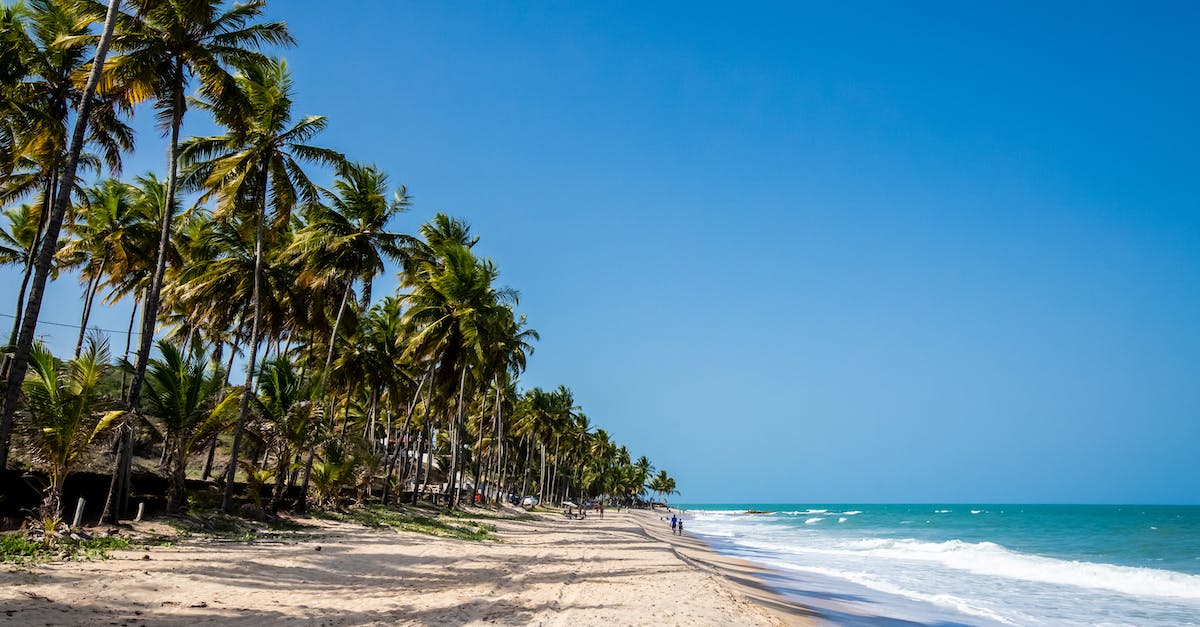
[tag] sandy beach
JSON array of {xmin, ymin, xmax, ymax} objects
[{"xmin": 0, "ymin": 508, "xmax": 816, "ymax": 626}]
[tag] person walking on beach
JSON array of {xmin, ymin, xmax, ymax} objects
[
  {"xmin": 677, "ymin": 518, "xmax": 684, "ymax": 535},
  {"xmin": 671, "ymin": 515, "xmax": 678, "ymax": 534}
]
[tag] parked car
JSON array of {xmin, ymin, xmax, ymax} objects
[{"xmin": 521, "ymin": 496, "xmax": 539, "ymax": 507}]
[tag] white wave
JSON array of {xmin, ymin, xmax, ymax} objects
[
  {"xmin": 818, "ymin": 538, "xmax": 1200, "ymax": 600},
  {"xmin": 773, "ymin": 563, "xmax": 1020, "ymax": 625},
  {"xmin": 841, "ymin": 510, "xmax": 863, "ymax": 515},
  {"xmin": 971, "ymin": 509, "xmax": 983, "ymax": 514},
  {"xmin": 838, "ymin": 517, "xmax": 848, "ymax": 523},
  {"xmin": 934, "ymin": 509, "xmax": 951, "ymax": 513},
  {"xmin": 804, "ymin": 517, "xmax": 825, "ymax": 524}
]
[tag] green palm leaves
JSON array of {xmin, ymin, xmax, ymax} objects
[
  {"xmin": 648, "ymin": 470, "xmax": 679, "ymax": 503},
  {"xmin": 250, "ymin": 355, "xmax": 321, "ymax": 511},
  {"xmin": 180, "ymin": 57, "xmax": 341, "ymax": 512},
  {"xmin": 142, "ymin": 340, "xmax": 233, "ymax": 512},
  {"xmin": 21, "ymin": 336, "xmax": 121, "ymax": 517}
]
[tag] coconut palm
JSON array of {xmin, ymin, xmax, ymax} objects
[
  {"xmin": 401, "ymin": 226, "xmax": 519, "ymax": 507},
  {"xmin": 1, "ymin": 203, "xmax": 44, "ymax": 348},
  {"xmin": 20, "ymin": 336, "xmax": 121, "ymax": 518},
  {"xmin": 287, "ymin": 162, "xmax": 412, "ymax": 388},
  {"xmin": 250, "ymin": 354, "xmax": 322, "ymax": 511},
  {"xmin": 140, "ymin": 340, "xmax": 234, "ymax": 512},
  {"xmin": 181, "ymin": 58, "xmax": 342, "ymax": 512},
  {"xmin": 94, "ymin": 0, "xmax": 293, "ymax": 412},
  {"xmin": 1, "ymin": 0, "xmax": 123, "ymax": 472},
  {"xmin": 59, "ymin": 177, "xmax": 157, "ymax": 356},
  {"xmin": 0, "ymin": 3, "xmax": 34, "ymax": 172}
]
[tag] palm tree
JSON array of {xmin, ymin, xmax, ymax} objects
[
  {"xmin": 97, "ymin": 0, "xmax": 293, "ymax": 413},
  {"xmin": 59, "ymin": 177, "xmax": 156, "ymax": 356},
  {"xmin": 20, "ymin": 336, "xmax": 121, "ymax": 518},
  {"xmin": 648, "ymin": 470, "xmax": 679, "ymax": 504},
  {"xmin": 250, "ymin": 354, "xmax": 321, "ymax": 511},
  {"xmin": 141, "ymin": 340, "xmax": 233, "ymax": 513},
  {"xmin": 0, "ymin": 3, "xmax": 35, "ymax": 172},
  {"xmin": 1, "ymin": 0, "xmax": 123, "ymax": 471},
  {"xmin": 287, "ymin": 162, "xmax": 412, "ymax": 388},
  {"xmin": 401, "ymin": 223, "xmax": 517, "ymax": 507},
  {"xmin": 633, "ymin": 455, "xmax": 653, "ymax": 503},
  {"xmin": 182, "ymin": 58, "xmax": 342, "ymax": 512},
  {"xmin": 1, "ymin": 203, "xmax": 45, "ymax": 350},
  {"xmin": 0, "ymin": 203, "xmax": 37, "ymax": 268}
]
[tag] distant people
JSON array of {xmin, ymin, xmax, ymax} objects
[
  {"xmin": 677, "ymin": 518, "xmax": 684, "ymax": 535},
  {"xmin": 671, "ymin": 515, "xmax": 678, "ymax": 534}
]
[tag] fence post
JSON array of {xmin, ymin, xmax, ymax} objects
[{"xmin": 72, "ymin": 497, "xmax": 86, "ymax": 528}]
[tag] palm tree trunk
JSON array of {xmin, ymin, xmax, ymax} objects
[
  {"xmin": 471, "ymin": 415, "xmax": 484, "ymax": 506},
  {"xmin": 492, "ymin": 380, "xmax": 502, "ymax": 503},
  {"xmin": 410, "ymin": 425, "xmax": 425, "ymax": 505},
  {"xmin": 538, "ymin": 442, "xmax": 547, "ymax": 504},
  {"xmin": 166, "ymin": 440, "xmax": 188, "ymax": 513},
  {"xmin": 126, "ymin": 70, "xmax": 185, "ymax": 413},
  {"xmin": 321, "ymin": 272, "xmax": 354, "ymax": 389},
  {"xmin": 447, "ymin": 366, "xmax": 467, "ymax": 509},
  {"xmin": 120, "ymin": 291, "xmax": 139, "ymax": 397},
  {"xmin": 297, "ymin": 450, "xmax": 315, "ymax": 513},
  {"xmin": 520, "ymin": 437, "xmax": 532, "ymax": 501},
  {"xmin": 99, "ymin": 419, "xmax": 132, "ymax": 523},
  {"xmin": 45, "ymin": 469, "xmax": 66, "ymax": 521},
  {"xmin": 222, "ymin": 170, "xmax": 270, "ymax": 513},
  {"xmin": 201, "ymin": 435, "xmax": 217, "ymax": 481},
  {"xmin": 0, "ymin": 0, "xmax": 122, "ymax": 471},
  {"xmin": 549, "ymin": 436, "xmax": 560, "ymax": 505},
  {"xmin": 5, "ymin": 170, "xmax": 55, "ymax": 356},
  {"xmin": 106, "ymin": 289, "xmax": 139, "ymax": 521},
  {"xmin": 74, "ymin": 256, "xmax": 107, "ymax": 357},
  {"xmin": 395, "ymin": 371, "xmax": 428, "ymax": 500},
  {"xmin": 268, "ymin": 446, "xmax": 288, "ymax": 512}
]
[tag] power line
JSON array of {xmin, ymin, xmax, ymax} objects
[{"xmin": 0, "ymin": 312, "xmax": 135, "ymax": 336}]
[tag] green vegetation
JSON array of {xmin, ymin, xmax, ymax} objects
[
  {"xmin": 313, "ymin": 506, "xmax": 497, "ymax": 542},
  {"xmin": 161, "ymin": 510, "xmax": 316, "ymax": 543},
  {"xmin": 0, "ymin": 533, "xmax": 130, "ymax": 564},
  {"xmin": 0, "ymin": 0, "xmax": 682, "ymax": 533}
]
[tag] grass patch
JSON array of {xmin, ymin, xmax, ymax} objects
[
  {"xmin": 447, "ymin": 509, "xmax": 535, "ymax": 522},
  {"xmin": 0, "ymin": 533, "xmax": 131, "ymax": 565},
  {"xmin": 160, "ymin": 510, "xmax": 316, "ymax": 543},
  {"xmin": 314, "ymin": 506, "xmax": 497, "ymax": 541}
]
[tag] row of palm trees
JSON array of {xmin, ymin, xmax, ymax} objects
[{"xmin": 0, "ymin": 0, "xmax": 680, "ymax": 522}]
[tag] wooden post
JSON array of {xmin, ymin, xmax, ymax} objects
[{"xmin": 72, "ymin": 497, "xmax": 86, "ymax": 528}]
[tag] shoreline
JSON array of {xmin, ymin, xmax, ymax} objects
[
  {"xmin": 627, "ymin": 507, "xmax": 822, "ymax": 625},
  {"xmin": 0, "ymin": 507, "xmax": 817, "ymax": 625}
]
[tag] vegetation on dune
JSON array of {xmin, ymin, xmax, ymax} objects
[
  {"xmin": 0, "ymin": 527, "xmax": 131, "ymax": 564},
  {"xmin": 0, "ymin": 0, "xmax": 682, "ymax": 558},
  {"xmin": 312, "ymin": 506, "xmax": 497, "ymax": 542}
]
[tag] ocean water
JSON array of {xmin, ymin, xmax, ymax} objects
[{"xmin": 678, "ymin": 504, "xmax": 1200, "ymax": 626}]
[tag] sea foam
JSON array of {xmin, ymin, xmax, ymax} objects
[{"xmin": 801, "ymin": 538, "xmax": 1200, "ymax": 600}]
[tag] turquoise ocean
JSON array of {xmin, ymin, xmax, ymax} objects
[{"xmin": 677, "ymin": 504, "xmax": 1200, "ymax": 626}]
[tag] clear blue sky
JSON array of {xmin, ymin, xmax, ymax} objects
[{"xmin": 7, "ymin": 1, "xmax": 1199, "ymax": 503}]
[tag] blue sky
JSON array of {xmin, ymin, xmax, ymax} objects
[{"xmin": 6, "ymin": 1, "xmax": 1200, "ymax": 503}]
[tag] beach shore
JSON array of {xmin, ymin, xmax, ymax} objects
[{"xmin": 0, "ymin": 508, "xmax": 817, "ymax": 626}]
